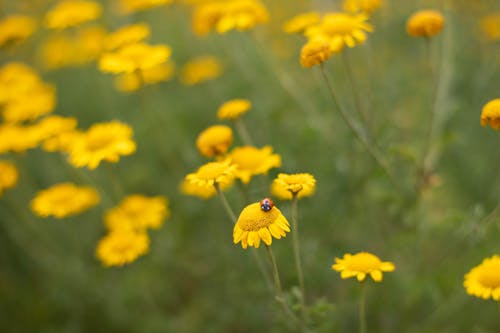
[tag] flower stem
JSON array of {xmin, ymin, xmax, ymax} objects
[
  {"xmin": 291, "ymin": 194, "xmax": 306, "ymax": 319},
  {"xmin": 359, "ymin": 282, "xmax": 367, "ymax": 333},
  {"xmin": 235, "ymin": 118, "xmax": 253, "ymax": 146},
  {"xmin": 214, "ymin": 182, "xmax": 237, "ymax": 224},
  {"xmin": 342, "ymin": 51, "xmax": 369, "ymax": 130}
]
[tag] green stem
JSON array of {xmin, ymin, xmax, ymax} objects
[
  {"xmin": 235, "ymin": 118, "xmax": 253, "ymax": 146},
  {"xmin": 342, "ymin": 51, "xmax": 369, "ymax": 130},
  {"xmin": 214, "ymin": 182, "xmax": 237, "ymax": 224},
  {"xmin": 291, "ymin": 194, "xmax": 306, "ymax": 318},
  {"xmin": 359, "ymin": 282, "xmax": 367, "ymax": 333}
]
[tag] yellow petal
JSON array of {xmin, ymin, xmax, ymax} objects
[
  {"xmin": 259, "ymin": 228, "xmax": 272, "ymax": 245},
  {"xmin": 370, "ymin": 270, "xmax": 383, "ymax": 282}
]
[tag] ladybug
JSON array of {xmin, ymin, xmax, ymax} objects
[{"xmin": 260, "ymin": 198, "xmax": 274, "ymax": 212}]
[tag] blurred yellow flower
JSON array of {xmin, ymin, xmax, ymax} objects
[
  {"xmin": 185, "ymin": 159, "xmax": 236, "ymax": 190},
  {"xmin": 0, "ymin": 161, "xmax": 18, "ymax": 196},
  {"xmin": 43, "ymin": 130, "xmax": 83, "ymax": 153},
  {"xmin": 39, "ymin": 34, "xmax": 76, "ymax": 69},
  {"xmin": 2, "ymin": 83, "xmax": 56, "ymax": 123},
  {"xmin": 332, "ymin": 252, "xmax": 395, "ymax": 282},
  {"xmin": 283, "ymin": 11, "xmax": 320, "ymax": 34},
  {"xmin": 35, "ymin": 115, "xmax": 78, "ymax": 140},
  {"xmin": 196, "ymin": 125, "xmax": 233, "ymax": 158},
  {"xmin": 0, "ymin": 123, "xmax": 45, "ymax": 153},
  {"xmin": 180, "ymin": 178, "xmax": 217, "ymax": 199},
  {"xmin": 271, "ymin": 173, "xmax": 316, "ymax": 200},
  {"xmin": 119, "ymin": 0, "xmax": 173, "ymax": 13},
  {"xmin": 45, "ymin": 0, "xmax": 102, "ymax": 30},
  {"xmin": 99, "ymin": 43, "xmax": 171, "ymax": 74},
  {"xmin": 480, "ymin": 14, "xmax": 500, "ymax": 41},
  {"xmin": 217, "ymin": 99, "xmax": 251, "ymax": 120},
  {"xmin": 68, "ymin": 121, "xmax": 137, "ymax": 169},
  {"xmin": 74, "ymin": 26, "xmax": 107, "ymax": 64},
  {"xmin": 105, "ymin": 194, "xmax": 169, "ymax": 231},
  {"xmin": 0, "ymin": 62, "xmax": 42, "ymax": 105},
  {"xmin": 180, "ymin": 56, "xmax": 223, "ymax": 85},
  {"xmin": 300, "ymin": 37, "xmax": 332, "ymax": 67},
  {"xmin": 31, "ymin": 182, "xmax": 100, "ymax": 218},
  {"xmin": 343, "ymin": 0, "xmax": 383, "ymax": 14},
  {"xmin": 96, "ymin": 231, "xmax": 149, "ymax": 267},
  {"xmin": 464, "ymin": 255, "xmax": 500, "ymax": 301},
  {"xmin": 0, "ymin": 15, "xmax": 37, "ymax": 48},
  {"xmin": 480, "ymin": 98, "xmax": 500, "ymax": 130},
  {"xmin": 406, "ymin": 10, "xmax": 444, "ymax": 38},
  {"xmin": 104, "ymin": 23, "xmax": 151, "ymax": 51},
  {"xmin": 228, "ymin": 146, "xmax": 281, "ymax": 184},
  {"xmin": 233, "ymin": 201, "xmax": 290, "ymax": 249},
  {"xmin": 114, "ymin": 62, "xmax": 175, "ymax": 92}
]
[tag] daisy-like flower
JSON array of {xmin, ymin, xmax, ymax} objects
[
  {"xmin": 35, "ymin": 115, "xmax": 78, "ymax": 140},
  {"xmin": 43, "ymin": 130, "xmax": 83, "ymax": 153},
  {"xmin": 343, "ymin": 0, "xmax": 383, "ymax": 14},
  {"xmin": 0, "ymin": 123, "xmax": 46, "ymax": 154},
  {"xmin": 114, "ymin": 62, "xmax": 175, "ymax": 92},
  {"xmin": 332, "ymin": 252, "xmax": 395, "ymax": 282},
  {"xmin": 30, "ymin": 182, "xmax": 100, "ymax": 218},
  {"xmin": 0, "ymin": 62, "xmax": 41, "ymax": 103},
  {"xmin": 406, "ymin": 10, "xmax": 444, "ymax": 38},
  {"xmin": 0, "ymin": 161, "xmax": 18, "ymax": 196},
  {"xmin": 180, "ymin": 56, "xmax": 223, "ymax": 85},
  {"xmin": 96, "ymin": 231, "xmax": 149, "ymax": 267},
  {"xmin": 2, "ymin": 83, "xmax": 56, "ymax": 123},
  {"xmin": 185, "ymin": 159, "xmax": 236, "ymax": 191},
  {"xmin": 283, "ymin": 11, "xmax": 321, "ymax": 34},
  {"xmin": 217, "ymin": 99, "xmax": 251, "ymax": 120},
  {"xmin": 480, "ymin": 98, "xmax": 500, "ymax": 130},
  {"xmin": 180, "ymin": 178, "xmax": 217, "ymax": 199},
  {"xmin": 105, "ymin": 194, "xmax": 169, "ymax": 231},
  {"xmin": 45, "ymin": 0, "xmax": 102, "ymax": 30},
  {"xmin": 300, "ymin": 37, "xmax": 333, "ymax": 68},
  {"xmin": 68, "ymin": 121, "xmax": 136, "ymax": 169},
  {"xmin": 480, "ymin": 14, "xmax": 500, "ymax": 41},
  {"xmin": 228, "ymin": 146, "xmax": 281, "ymax": 184},
  {"xmin": 104, "ymin": 23, "xmax": 151, "ymax": 51},
  {"xmin": 118, "ymin": 0, "xmax": 173, "ymax": 14},
  {"xmin": 196, "ymin": 125, "xmax": 233, "ymax": 158},
  {"xmin": 0, "ymin": 15, "xmax": 37, "ymax": 48},
  {"xmin": 233, "ymin": 201, "xmax": 290, "ymax": 249},
  {"xmin": 271, "ymin": 173, "xmax": 316, "ymax": 200},
  {"xmin": 464, "ymin": 255, "xmax": 500, "ymax": 301}
]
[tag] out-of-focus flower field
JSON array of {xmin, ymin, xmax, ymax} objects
[{"xmin": 1, "ymin": 0, "xmax": 499, "ymax": 332}]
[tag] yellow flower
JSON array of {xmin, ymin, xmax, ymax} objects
[
  {"xmin": 185, "ymin": 159, "xmax": 236, "ymax": 190},
  {"xmin": 0, "ymin": 123, "xmax": 45, "ymax": 153},
  {"xmin": 0, "ymin": 161, "xmax": 18, "ymax": 196},
  {"xmin": 73, "ymin": 25, "xmax": 107, "ymax": 64},
  {"xmin": 480, "ymin": 14, "xmax": 500, "ymax": 41},
  {"xmin": 228, "ymin": 146, "xmax": 281, "ymax": 184},
  {"xmin": 332, "ymin": 252, "xmax": 395, "ymax": 282},
  {"xmin": 480, "ymin": 98, "xmax": 500, "ymax": 130},
  {"xmin": 217, "ymin": 99, "xmax": 251, "ymax": 120},
  {"xmin": 31, "ymin": 182, "xmax": 100, "ymax": 218},
  {"xmin": 233, "ymin": 201, "xmax": 290, "ymax": 249},
  {"xmin": 343, "ymin": 0, "xmax": 383, "ymax": 14},
  {"xmin": 114, "ymin": 62, "xmax": 175, "ymax": 92},
  {"xmin": 35, "ymin": 115, "xmax": 78, "ymax": 140},
  {"xmin": 104, "ymin": 23, "xmax": 151, "ymax": 51},
  {"xmin": 38, "ymin": 34, "xmax": 76, "ymax": 70},
  {"xmin": 283, "ymin": 11, "xmax": 320, "ymax": 34},
  {"xmin": 180, "ymin": 56, "xmax": 223, "ymax": 85},
  {"xmin": 406, "ymin": 10, "xmax": 444, "ymax": 38},
  {"xmin": 99, "ymin": 42, "xmax": 172, "ymax": 74},
  {"xmin": 180, "ymin": 178, "xmax": 217, "ymax": 199},
  {"xmin": 196, "ymin": 125, "xmax": 233, "ymax": 158},
  {"xmin": 271, "ymin": 173, "xmax": 316, "ymax": 200},
  {"xmin": 105, "ymin": 195, "xmax": 169, "ymax": 231},
  {"xmin": 0, "ymin": 62, "xmax": 42, "ymax": 105},
  {"xmin": 0, "ymin": 15, "xmax": 37, "ymax": 48},
  {"xmin": 68, "ymin": 121, "xmax": 137, "ymax": 169},
  {"xmin": 464, "ymin": 255, "xmax": 500, "ymax": 301},
  {"xmin": 43, "ymin": 130, "xmax": 83, "ymax": 153},
  {"xmin": 45, "ymin": 0, "xmax": 102, "ymax": 30},
  {"xmin": 300, "ymin": 37, "xmax": 333, "ymax": 68},
  {"xmin": 2, "ymin": 83, "xmax": 56, "ymax": 123},
  {"xmin": 119, "ymin": 0, "xmax": 173, "ymax": 13},
  {"xmin": 96, "ymin": 231, "xmax": 149, "ymax": 267}
]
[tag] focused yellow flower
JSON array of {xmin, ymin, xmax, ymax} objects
[
  {"xmin": 105, "ymin": 194, "xmax": 169, "ymax": 231},
  {"xmin": 0, "ymin": 161, "xmax": 18, "ymax": 196},
  {"xmin": 196, "ymin": 125, "xmax": 233, "ymax": 158},
  {"xmin": 2, "ymin": 83, "xmax": 56, "ymax": 123},
  {"xmin": 464, "ymin": 255, "xmax": 500, "ymax": 301},
  {"xmin": 68, "ymin": 121, "xmax": 137, "ymax": 169},
  {"xmin": 104, "ymin": 23, "xmax": 151, "ymax": 51},
  {"xmin": 119, "ymin": 0, "xmax": 173, "ymax": 13},
  {"xmin": 96, "ymin": 231, "xmax": 149, "ymax": 267},
  {"xmin": 300, "ymin": 37, "xmax": 333, "ymax": 67},
  {"xmin": 233, "ymin": 201, "xmax": 290, "ymax": 249},
  {"xmin": 406, "ymin": 10, "xmax": 444, "ymax": 38},
  {"xmin": 217, "ymin": 99, "xmax": 251, "ymax": 120},
  {"xmin": 180, "ymin": 178, "xmax": 217, "ymax": 199},
  {"xmin": 271, "ymin": 173, "xmax": 316, "ymax": 200},
  {"xmin": 45, "ymin": 0, "xmax": 102, "ymax": 30},
  {"xmin": 180, "ymin": 56, "xmax": 223, "ymax": 85},
  {"xmin": 332, "ymin": 252, "xmax": 395, "ymax": 282},
  {"xmin": 0, "ymin": 15, "xmax": 37, "ymax": 48},
  {"xmin": 185, "ymin": 159, "xmax": 236, "ymax": 190},
  {"xmin": 114, "ymin": 62, "xmax": 175, "ymax": 92},
  {"xmin": 480, "ymin": 99, "xmax": 500, "ymax": 130},
  {"xmin": 283, "ymin": 11, "xmax": 320, "ymax": 34},
  {"xmin": 228, "ymin": 146, "xmax": 281, "ymax": 184},
  {"xmin": 31, "ymin": 182, "xmax": 100, "ymax": 218},
  {"xmin": 343, "ymin": 0, "xmax": 383, "ymax": 14},
  {"xmin": 99, "ymin": 43, "xmax": 172, "ymax": 74},
  {"xmin": 480, "ymin": 14, "xmax": 500, "ymax": 41}
]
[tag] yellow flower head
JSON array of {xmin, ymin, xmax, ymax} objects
[
  {"xmin": 0, "ymin": 161, "xmax": 18, "ymax": 196},
  {"xmin": 99, "ymin": 42, "xmax": 172, "ymax": 75},
  {"xmin": 480, "ymin": 14, "xmax": 500, "ymax": 41},
  {"xmin": 35, "ymin": 115, "xmax": 78, "ymax": 140},
  {"xmin": 343, "ymin": 0, "xmax": 383, "ymax": 14},
  {"xmin": 332, "ymin": 252, "xmax": 395, "ymax": 282},
  {"xmin": 196, "ymin": 125, "xmax": 233, "ymax": 158},
  {"xmin": 406, "ymin": 10, "xmax": 444, "ymax": 38},
  {"xmin": 68, "ymin": 121, "xmax": 137, "ymax": 169},
  {"xmin": 481, "ymin": 98, "xmax": 500, "ymax": 130},
  {"xmin": 0, "ymin": 62, "xmax": 42, "ymax": 105},
  {"xmin": 228, "ymin": 145, "xmax": 281, "ymax": 184},
  {"xmin": 45, "ymin": 0, "xmax": 102, "ymax": 30},
  {"xmin": 234, "ymin": 201, "xmax": 290, "ymax": 249},
  {"xmin": 31, "ymin": 182, "xmax": 100, "ymax": 218},
  {"xmin": 180, "ymin": 56, "xmax": 223, "ymax": 85},
  {"xmin": 96, "ymin": 231, "xmax": 149, "ymax": 267},
  {"xmin": 73, "ymin": 25, "xmax": 107, "ymax": 64},
  {"xmin": 114, "ymin": 62, "xmax": 175, "ymax": 92},
  {"xmin": 0, "ymin": 123, "xmax": 46, "ymax": 154},
  {"xmin": 180, "ymin": 178, "xmax": 217, "ymax": 199},
  {"xmin": 217, "ymin": 99, "xmax": 251, "ymax": 120},
  {"xmin": 104, "ymin": 23, "xmax": 151, "ymax": 51},
  {"xmin": 43, "ymin": 130, "xmax": 83, "ymax": 153},
  {"xmin": 464, "ymin": 255, "xmax": 500, "ymax": 301},
  {"xmin": 105, "ymin": 194, "xmax": 169, "ymax": 232},
  {"xmin": 300, "ymin": 37, "xmax": 332, "ymax": 68},
  {"xmin": 185, "ymin": 159, "xmax": 236, "ymax": 190},
  {"xmin": 0, "ymin": 15, "xmax": 37, "ymax": 48},
  {"xmin": 271, "ymin": 173, "xmax": 316, "ymax": 200},
  {"xmin": 283, "ymin": 11, "xmax": 320, "ymax": 34},
  {"xmin": 119, "ymin": 0, "xmax": 173, "ymax": 14},
  {"xmin": 2, "ymin": 83, "xmax": 56, "ymax": 123}
]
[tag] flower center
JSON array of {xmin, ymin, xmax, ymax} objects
[
  {"xmin": 477, "ymin": 262, "xmax": 500, "ymax": 288},
  {"xmin": 86, "ymin": 133, "xmax": 114, "ymax": 151},
  {"xmin": 237, "ymin": 202, "xmax": 279, "ymax": 231},
  {"xmin": 346, "ymin": 252, "xmax": 382, "ymax": 272}
]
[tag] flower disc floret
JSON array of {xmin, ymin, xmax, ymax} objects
[
  {"xmin": 406, "ymin": 10, "xmax": 444, "ymax": 37},
  {"xmin": 464, "ymin": 255, "xmax": 500, "ymax": 301},
  {"xmin": 480, "ymin": 99, "xmax": 500, "ymax": 130},
  {"xmin": 228, "ymin": 145, "xmax": 281, "ymax": 184},
  {"xmin": 96, "ymin": 231, "xmax": 149, "ymax": 267},
  {"xmin": 45, "ymin": 0, "xmax": 102, "ymax": 30},
  {"xmin": 332, "ymin": 252, "xmax": 395, "ymax": 282},
  {"xmin": 196, "ymin": 125, "xmax": 233, "ymax": 158},
  {"xmin": 217, "ymin": 99, "xmax": 251, "ymax": 120},
  {"xmin": 300, "ymin": 38, "xmax": 332, "ymax": 68}
]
